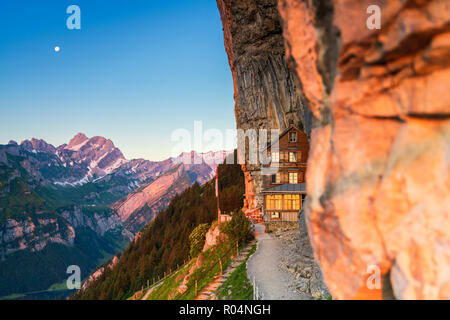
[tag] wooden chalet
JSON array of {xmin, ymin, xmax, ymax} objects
[{"xmin": 262, "ymin": 126, "xmax": 309, "ymax": 222}]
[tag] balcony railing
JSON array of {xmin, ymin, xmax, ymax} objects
[{"xmin": 263, "ymin": 160, "xmax": 307, "ymax": 168}]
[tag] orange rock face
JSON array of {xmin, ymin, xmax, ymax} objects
[
  {"xmin": 202, "ymin": 224, "xmax": 228, "ymax": 252},
  {"xmin": 278, "ymin": 0, "xmax": 450, "ymax": 299}
]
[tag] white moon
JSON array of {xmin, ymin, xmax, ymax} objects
[{"xmin": 54, "ymin": 46, "xmax": 60, "ymax": 52}]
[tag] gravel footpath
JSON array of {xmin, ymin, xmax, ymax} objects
[{"xmin": 246, "ymin": 223, "xmax": 312, "ymax": 300}]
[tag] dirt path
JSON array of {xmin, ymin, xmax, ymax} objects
[
  {"xmin": 195, "ymin": 241, "xmax": 256, "ymax": 300},
  {"xmin": 141, "ymin": 281, "xmax": 163, "ymax": 300},
  {"xmin": 247, "ymin": 223, "xmax": 312, "ymax": 300}
]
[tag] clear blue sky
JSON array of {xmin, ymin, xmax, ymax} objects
[{"xmin": 0, "ymin": 0, "xmax": 236, "ymax": 161}]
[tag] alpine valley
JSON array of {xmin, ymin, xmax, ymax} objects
[{"xmin": 0, "ymin": 133, "xmax": 230, "ymax": 299}]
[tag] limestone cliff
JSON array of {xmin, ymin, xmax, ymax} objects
[
  {"xmin": 218, "ymin": 0, "xmax": 449, "ymax": 300},
  {"xmin": 113, "ymin": 164, "xmax": 193, "ymax": 232},
  {"xmin": 217, "ymin": 0, "xmax": 329, "ymax": 299},
  {"xmin": 278, "ymin": 0, "xmax": 450, "ymax": 299},
  {"xmin": 0, "ymin": 216, "xmax": 75, "ymax": 261},
  {"xmin": 111, "ymin": 151, "xmax": 230, "ymax": 233},
  {"xmin": 217, "ymin": 0, "xmax": 312, "ymax": 212},
  {"xmin": 0, "ymin": 206, "xmax": 129, "ymax": 261}
]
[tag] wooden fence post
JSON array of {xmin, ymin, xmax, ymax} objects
[
  {"xmin": 253, "ymin": 277, "xmax": 255, "ymax": 300},
  {"xmin": 195, "ymin": 280, "xmax": 198, "ymax": 297}
]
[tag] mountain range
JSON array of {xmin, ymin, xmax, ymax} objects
[{"xmin": 0, "ymin": 133, "xmax": 230, "ymax": 298}]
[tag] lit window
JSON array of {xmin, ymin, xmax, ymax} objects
[
  {"xmin": 289, "ymin": 132, "xmax": 297, "ymax": 142},
  {"xmin": 284, "ymin": 194, "xmax": 301, "ymax": 210},
  {"xmin": 294, "ymin": 195, "xmax": 301, "ymax": 210},
  {"xmin": 271, "ymin": 152, "xmax": 279, "ymax": 162},
  {"xmin": 284, "ymin": 194, "xmax": 293, "ymax": 210},
  {"xmin": 266, "ymin": 195, "xmax": 283, "ymax": 210},
  {"xmin": 271, "ymin": 212, "xmax": 280, "ymax": 219},
  {"xmin": 289, "ymin": 172, "xmax": 298, "ymax": 184},
  {"xmin": 289, "ymin": 152, "xmax": 297, "ymax": 162}
]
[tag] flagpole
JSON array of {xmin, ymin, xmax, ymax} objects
[{"xmin": 216, "ymin": 168, "xmax": 220, "ymax": 225}]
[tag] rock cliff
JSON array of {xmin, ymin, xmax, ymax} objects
[
  {"xmin": 278, "ymin": 0, "xmax": 450, "ymax": 300},
  {"xmin": 217, "ymin": 0, "xmax": 312, "ymax": 212},
  {"xmin": 217, "ymin": 0, "xmax": 329, "ymax": 299},
  {"xmin": 218, "ymin": 0, "xmax": 449, "ymax": 299},
  {"xmin": 112, "ymin": 151, "xmax": 230, "ymax": 233},
  {"xmin": 0, "ymin": 216, "xmax": 75, "ymax": 260},
  {"xmin": 0, "ymin": 206, "xmax": 129, "ymax": 261},
  {"xmin": 113, "ymin": 164, "xmax": 193, "ymax": 232}
]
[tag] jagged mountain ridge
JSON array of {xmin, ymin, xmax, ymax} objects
[
  {"xmin": 14, "ymin": 134, "xmax": 228, "ymax": 190},
  {"xmin": 0, "ymin": 133, "xmax": 230, "ymax": 297}
]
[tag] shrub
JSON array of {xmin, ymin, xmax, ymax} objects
[
  {"xmin": 189, "ymin": 223, "xmax": 210, "ymax": 258},
  {"xmin": 221, "ymin": 210, "xmax": 253, "ymax": 245}
]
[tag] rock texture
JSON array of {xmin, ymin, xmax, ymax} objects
[
  {"xmin": 56, "ymin": 133, "xmax": 128, "ymax": 178},
  {"xmin": 277, "ymin": 0, "xmax": 450, "ymax": 299},
  {"xmin": 0, "ymin": 206, "xmax": 130, "ymax": 261},
  {"xmin": 202, "ymin": 223, "xmax": 228, "ymax": 252},
  {"xmin": 81, "ymin": 255, "xmax": 120, "ymax": 291},
  {"xmin": 59, "ymin": 205, "xmax": 126, "ymax": 238},
  {"xmin": 265, "ymin": 216, "xmax": 329, "ymax": 299},
  {"xmin": 218, "ymin": 0, "xmax": 449, "ymax": 300},
  {"xmin": 217, "ymin": 0, "xmax": 312, "ymax": 212},
  {"xmin": 0, "ymin": 216, "xmax": 75, "ymax": 260},
  {"xmin": 112, "ymin": 151, "xmax": 230, "ymax": 233}
]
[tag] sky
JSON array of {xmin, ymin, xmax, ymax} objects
[{"xmin": 0, "ymin": 0, "xmax": 236, "ymax": 161}]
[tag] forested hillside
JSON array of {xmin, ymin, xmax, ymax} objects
[{"xmin": 73, "ymin": 153, "xmax": 244, "ymax": 300}]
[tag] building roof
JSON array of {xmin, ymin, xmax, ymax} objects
[{"xmin": 262, "ymin": 183, "xmax": 306, "ymax": 194}]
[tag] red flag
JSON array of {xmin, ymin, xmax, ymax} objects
[{"xmin": 215, "ymin": 168, "xmax": 218, "ymax": 198}]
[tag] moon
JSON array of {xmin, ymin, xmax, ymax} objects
[{"xmin": 54, "ymin": 46, "xmax": 60, "ymax": 52}]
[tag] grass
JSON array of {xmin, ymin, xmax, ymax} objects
[
  {"xmin": 216, "ymin": 244, "xmax": 256, "ymax": 300},
  {"xmin": 145, "ymin": 262, "xmax": 192, "ymax": 300},
  {"xmin": 180, "ymin": 241, "xmax": 234, "ymax": 300},
  {"xmin": 142, "ymin": 241, "xmax": 235, "ymax": 300}
]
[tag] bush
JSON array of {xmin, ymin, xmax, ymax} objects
[
  {"xmin": 221, "ymin": 210, "xmax": 253, "ymax": 245},
  {"xmin": 189, "ymin": 223, "xmax": 210, "ymax": 258}
]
